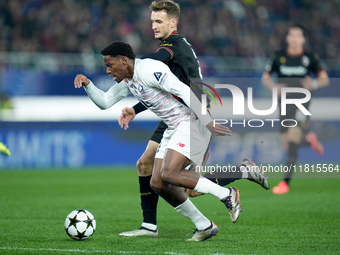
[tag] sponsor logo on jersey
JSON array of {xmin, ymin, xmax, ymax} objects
[
  {"xmin": 279, "ymin": 65, "xmax": 307, "ymax": 76},
  {"xmin": 159, "ymin": 43, "xmax": 172, "ymax": 47}
]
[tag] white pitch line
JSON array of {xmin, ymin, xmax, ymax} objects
[{"xmin": 0, "ymin": 247, "xmax": 189, "ymax": 254}]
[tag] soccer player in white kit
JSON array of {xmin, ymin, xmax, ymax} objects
[{"xmin": 74, "ymin": 41, "xmax": 241, "ymax": 241}]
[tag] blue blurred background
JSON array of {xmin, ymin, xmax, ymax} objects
[{"xmin": 0, "ymin": 0, "xmax": 339, "ymax": 168}]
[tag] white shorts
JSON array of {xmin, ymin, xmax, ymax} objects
[{"xmin": 155, "ymin": 119, "xmax": 211, "ymax": 166}]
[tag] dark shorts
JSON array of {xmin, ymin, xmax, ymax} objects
[
  {"xmin": 279, "ymin": 99, "xmax": 311, "ymax": 133},
  {"xmin": 150, "ymin": 121, "xmax": 168, "ymax": 144}
]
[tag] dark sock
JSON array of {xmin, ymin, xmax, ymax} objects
[
  {"xmin": 139, "ymin": 175, "xmax": 158, "ymax": 225},
  {"xmin": 300, "ymin": 133, "xmax": 310, "ymax": 147},
  {"xmin": 203, "ymin": 166, "xmax": 243, "ymax": 186},
  {"xmin": 284, "ymin": 142, "xmax": 299, "ymax": 185}
]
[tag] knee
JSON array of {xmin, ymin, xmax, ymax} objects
[
  {"xmin": 136, "ymin": 158, "xmax": 143, "ymax": 174},
  {"xmin": 136, "ymin": 156, "xmax": 154, "ymax": 176},
  {"xmin": 160, "ymin": 166, "xmax": 176, "ymax": 185},
  {"xmin": 288, "ymin": 127, "xmax": 302, "ymax": 143},
  {"xmin": 150, "ymin": 176, "xmax": 162, "ymax": 194}
]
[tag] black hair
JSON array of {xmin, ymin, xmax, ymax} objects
[
  {"xmin": 288, "ymin": 23, "xmax": 307, "ymax": 37},
  {"xmin": 100, "ymin": 41, "xmax": 136, "ymax": 60}
]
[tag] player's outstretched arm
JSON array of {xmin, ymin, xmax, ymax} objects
[
  {"xmin": 74, "ymin": 74, "xmax": 131, "ymax": 110},
  {"xmin": 118, "ymin": 107, "xmax": 136, "ymax": 130}
]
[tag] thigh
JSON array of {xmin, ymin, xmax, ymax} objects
[
  {"xmin": 162, "ymin": 148, "xmax": 191, "ymax": 175},
  {"xmin": 153, "ymin": 156, "xmax": 190, "ymax": 206},
  {"xmin": 138, "ymin": 140, "xmax": 159, "ymax": 176},
  {"xmin": 141, "ymin": 140, "xmax": 159, "ymax": 162},
  {"xmin": 280, "ymin": 132, "xmax": 289, "ymax": 152},
  {"xmin": 162, "ymin": 148, "xmax": 199, "ymax": 189},
  {"xmin": 287, "ymin": 126, "xmax": 303, "ymax": 144},
  {"xmin": 151, "ymin": 158, "xmax": 163, "ymax": 186}
]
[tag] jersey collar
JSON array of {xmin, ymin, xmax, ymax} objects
[
  {"xmin": 286, "ymin": 48, "xmax": 305, "ymax": 58},
  {"xmin": 162, "ymin": 30, "xmax": 179, "ymax": 42}
]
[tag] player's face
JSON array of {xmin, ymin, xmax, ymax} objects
[
  {"xmin": 286, "ymin": 28, "xmax": 305, "ymax": 49},
  {"xmin": 151, "ymin": 10, "xmax": 176, "ymax": 40},
  {"xmin": 103, "ymin": 55, "xmax": 129, "ymax": 83}
]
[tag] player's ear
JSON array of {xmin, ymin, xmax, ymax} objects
[
  {"xmin": 170, "ymin": 17, "xmax": 178, "ymax": 28},
  {"xmin": 120, "ymin": 56, "xmax": 127, "ymax": 66}
]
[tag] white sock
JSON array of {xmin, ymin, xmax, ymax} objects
[
  {"xmin": 141, "ymin": 222, "xmax": 157, "ymax": 231},
  {"xmin": 194, "ymin": 176, "xmax": 230, "ymax": 200},
  {"xmin": 174, "ymin": 198, "xmax": 211, "ymax": 230},
  {"xmin": 240, "ymin": 165, "xmax": 249, "ymax": 179}
]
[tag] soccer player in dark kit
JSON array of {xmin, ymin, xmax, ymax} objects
[
  {"xmin": 262, "ymin": 24, "xmax": 329, "ymax": 194},
  {"xmin": 117, "ymin": 0, "xmax": 207, "ymax": 237},
  {"xmin": 118, "ymin": 0, "xmax": 269, "ymax": 237}
]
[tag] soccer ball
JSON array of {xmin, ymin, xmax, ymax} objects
[{"xmin": 64, "ymin": 209, "xmax": 96, "ymax": 240}]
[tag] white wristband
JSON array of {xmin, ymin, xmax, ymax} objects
[{"xmin": 312, "ymin": 80, "xmax": 318, "ymax": 90}]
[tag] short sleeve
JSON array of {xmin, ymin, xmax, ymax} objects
[{"xmin": 141, "ymin": 48, "xmax": 172, "ymax": 62}]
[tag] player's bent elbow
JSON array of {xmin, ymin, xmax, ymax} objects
[
  {"xmin": 95, "ymin": 103, "xmax": 111, "ymax": 110},
  {"xmin": 91, "ymin": 98, "xmax": 115, "ymax": 110}
]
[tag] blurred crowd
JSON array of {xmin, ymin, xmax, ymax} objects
[{"xmin": 0, "ymin": 0, "xmax": 340, "ymax": 59}]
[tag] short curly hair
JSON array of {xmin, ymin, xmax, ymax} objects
[{"xmin": 100, "ymin": 41, "xmax": 136, "ymax": 60}]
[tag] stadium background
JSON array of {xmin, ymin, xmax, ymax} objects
[{"xmin": 0, "ymin": 0, "xmax": 339, "ymax": 169}]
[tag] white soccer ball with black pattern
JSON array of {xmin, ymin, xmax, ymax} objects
[{"xmin": 64, "ymin": 209, "xmax": 96, "ymax": 240}]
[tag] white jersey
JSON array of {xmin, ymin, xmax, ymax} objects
[{"xmin": 84, "ymin": 58, "xmax": 212, "ymax": 129}]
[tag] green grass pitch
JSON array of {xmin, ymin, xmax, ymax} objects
[{"xmin": 0, "ymin": 168, "xmax": 339, "ymax": 254}]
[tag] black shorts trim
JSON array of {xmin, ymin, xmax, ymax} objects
[{"xmin": 150, "ymin": 121, "xmax": 168, "ymax": 144}]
